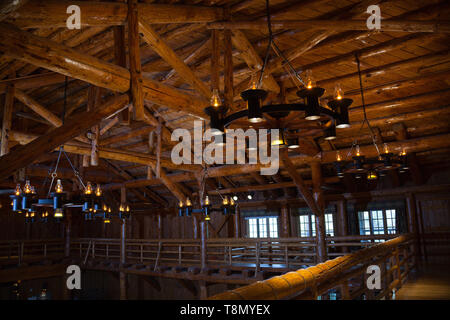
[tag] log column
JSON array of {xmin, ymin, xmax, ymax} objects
[
  {"xmin": 119, "ymin": 186, "xmax": 127, "ymax": 300},
  {"xmin": 157, "ymin": 212, "xmax": 162, "ymax": 239},
  {"xmin": 200, "ymin": 220, "xmax": 207, "ymax": 271},
  {"xmin": 234, "ymin": 205, "xmax": 241, "ymax": 238},
  {"xmin": 406, "ymin": 193, "xmax": 421, "ymax": 263},
  {"xmin": 336, "ymin": 200, "xmax": 349, "ymax": 253},
  {"xmin": 311, "ymin": 161, "xmax": 327, "ymax": 263},
  {"xmin": 280, "ymin": 204, "xmax": 291, "ymax": 238}
]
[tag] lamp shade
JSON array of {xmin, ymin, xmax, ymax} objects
[{"xmin": 241, "ymin": 89, "xmax": 267, "ymax": 123}]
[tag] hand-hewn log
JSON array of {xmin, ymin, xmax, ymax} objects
[
  {"xmin": 311, "ymin": 161, "xmax": 327, "ymax": 263},
  {"xmin": 128, "ymin": 0, "xmax": 144, "ymax": 120},
  {"xmin": 0, "ymin": 0, "xmax": 28, "ymax": 21},
  {"xmin": 0, "ymin": 94, "xmax": 130, "ymax": 180},
  {"xmin": 210, "ymin": 29, "xmax": 220, "ymax": 92},
  {"xmin": 280, "ymin": 204, "xmax": 291, "ymax": 238},
  {"xmin": 0, "ymin": 22, "xmax": 208, "ymax": 117},
  {"xmin": 0, "ymin": 83, "xmax": 14, "ymax": 156},
  {"xmin": 8, "ymin": 1, "xmax": 224, "ymax": 28},
  {"xmin": 208, "ymin": 19, "xmax": 450, "ymax": 33},
  {"xmin": 139, "ymin": 19, "xmax": 211, "ymax": 99},
  {"xmin": 100, "ymin": 126, "xmax": 154, "ymax": 146}
]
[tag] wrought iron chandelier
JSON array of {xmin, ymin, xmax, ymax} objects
[
  {"xmin": 204, "ymin": 0, "xmax": 353, "ymax": 147},
  {"xmin": 10, "ymin": 78, "xmax": 131, "ymax": 224}
]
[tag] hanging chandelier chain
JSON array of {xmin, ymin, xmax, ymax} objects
[
  {"xmin": 258, "ymin": 0, "xmax": 304, "ymax": 89},
  {"xmin": 47, "ymin": 146, "xmax": 63, "ymax": 197},
  {"xmin": 355, "ymin": 53, "xmax": 381, "ymax": 157}
]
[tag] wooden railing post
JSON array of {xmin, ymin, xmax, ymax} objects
[
  {"xmin": 120, "ymin": 217, "xmax": 127, "ymax": 300},
  {"xmin": 255, "ymin": 241, "xmax": 260, "ymax": 275},
  {"xmin": 200, "ymin": 221, "xmax": 207, "ymax": 271}
]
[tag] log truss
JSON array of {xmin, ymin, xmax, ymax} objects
[{"xmin": 0, "ymin": 0, "xmax": 449, "ymax": 212}]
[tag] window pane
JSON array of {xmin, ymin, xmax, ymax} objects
[
  {"xmin": 248, "ymin": 218, "xmax": 258, "ymax": 238},
  {"xmin": 299, "ymin": 215, "xmax": 310, "ymax": 237},
  {"xmin": 268, "ymin": 217, "xmax": 278, "ymax": 238},
  {"xmin": 325, "ymin": 214, "xmax": 334, "ymax": 236},
  {"xmin": 386, "ymin": 209, "xmax": 397, "ymax": 234},
  {"xmin": 371, "ymin": 210, "xmax": 384, "ymax": 234},
  {"xmin": 358, "ymin": 211, "xmax": 371, "ymax": 235},
  {"xmin": 258, "ymin": 218, "xmax": 267, "ymax": 238}
]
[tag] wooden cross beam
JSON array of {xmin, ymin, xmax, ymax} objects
[
  {"xmin": 0, "ymin": 94, "xmax": 130, "ymax": 180},
  {"xmin": 0, "ymin": 22, "xmax": 209, "ymax": 118}
]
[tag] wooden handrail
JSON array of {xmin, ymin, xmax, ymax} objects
[{"xmin": 209, "ymin": 234, "xmax": 414, "ymax": 300}]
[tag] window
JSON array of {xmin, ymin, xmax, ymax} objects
[
  {"xmin": 247, "ymin": 217, "xmax": 278, "ymax": 238},
  {"xmin": 298, "ymin": 214, "xmax": 334, "ymax": 237},
  {"xmin": 357, "ymin": 209, "xmax": 397, "ymax": 235}
]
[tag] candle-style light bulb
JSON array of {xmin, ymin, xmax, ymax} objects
[
  {"xmin": 334, "ymin": 83, "xmax": 344, "ymax": 100},
  {"xmin": 24, "ymin": 180, "xmax": 32, "ymax": 194},
  {"xmin": 222, "ymin": 196, "xmax": 229, "ymax": 206},
  {"xmin": 305, "ymin": 69, "xmax": 316, "ymax": 89},
  {"xmin": 85, "ymin": 182, "xmax": 93, "ymax": 195},
  {"xmin": 400, "ymin": 147, "xmax": 407, "ymax": 156},
  {"xmin": 230, "ymin": 197, "xmax": 235, "ymax": 206},
  {"xmin": 95, "ymin": 184, "xmax": 102, "ymax": 197},
  {"xmin": 356, "ymin": 145, "xmax": 361, "ymax": 157},
  {"xmin": 15, "ymin": 184, "xmax": 22, "ymax": 196},
  {"xmin": 31, "ymin": 186, "xmax": 36, "ymax": 194},
  {"xmin": 251, "ymin": 80, "xmax": 257, "ymax": 90},
  {"xmin": 383, "ymin": 143, "xmax": 389, "ymax": 154},
  {"xmin": 179, "ymin": 200, "xmax": 184, "ymax": 208},
  {"xmin": 55, "ymin": 179, "xmax": 63, "ymax": 193},
  {"xmin": 186, "ymin": 197, "xmax": 192, "ymax": 207},
  {"xmin": 119, "ymin": 204, "xmax": 124, "ymax": 212},
  {"xmin": 210, "ymin": 88, "xmax": 221, "ymax": 107},
  {"xmin": 336, "ymin": 150, "xmax": 342, "ymax": 162},
  {"xmin": 103, "ymin": 204, "xmax": 107, "ymax": 212},
  {"xmin": 204, "ymin": 196, "xmax": 210, "ymax": 206},
  {"xmin": 108, "ymin": 207, "xmax": 111, "ymax": 213},
  {"xmin": 126, "ymin": 205, "xmax": 130, "ymax": 212}
]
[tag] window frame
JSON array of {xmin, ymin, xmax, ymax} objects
[
  {"xmin": 246, "ymin": 216, "xmax": 279, "ymax": 238},
  {"xmin": 357, "ymin": 209, "xmax": 397, "ymax": 236}
]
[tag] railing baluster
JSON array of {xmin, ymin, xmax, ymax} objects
[
  {"xmin": 228, "ymin": 245, "xmax": 232, "ymax": 266},
  {"xmin": 178, "ymin": 244, "xmax": 181, "ymax": 265}
]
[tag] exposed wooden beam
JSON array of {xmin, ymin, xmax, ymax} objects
[
  {"xmin": 1, "ymin": 83, "xmax": 14, "ymax": 156},
  {"xmin": 0, "ymin": 95, "xmax": 130, "ymax": 180},
  {"xmin": 223, "ymin": 25, "xmax": 234, "ymax": 108},
  {"xmin": 208, "ymin": 19, "xmax": 450, "ymax": 33},
  {"xmin": 139, "ymin": 18, "xmax": 211, "ymax": 99},
  {"xmin": 128, "ymin": 0, "xmax": 144, "ymax": 121},
  {"xmin": 8, "ymin": 1, "xmax": 224, "ymax": 28},
  {"xmin": 0, "ymin": 22, "xmax": 209, "ymax": 117},
  {"xmin": 100, "ymin": 126, "xmax": 154, "ymax": 147}
]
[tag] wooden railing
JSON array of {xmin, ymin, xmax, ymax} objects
[
  {"xmin": 0, "ymin": 239, "xmax": 64, "ymax": 265},
  {"xmin": 70, "ymin": 234, "xmax": 398, "ymax": 271},
  {"xmin": 209, "ymin": 234, "xmax": 415, "ymax": 300}
]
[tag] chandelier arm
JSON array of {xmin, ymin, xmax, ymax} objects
[
  {"xmin": 62, "ymin": 148, "xmax": 86, "ymax": 189},
  {"xmin": 223, "ymin": 103, "xmax": 339, "ymax": 127}
]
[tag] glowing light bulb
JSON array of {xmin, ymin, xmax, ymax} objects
[
  {"xmin": 233, "ymin": 195, "xmax": 238, "ymax": 201},
  {"xmin": 334, "ymin": 83, "xmax": 344, "ymax": 100},
  {"xmin": 247, "ymin": 194, "xmax": 252, "ymax": 200},
  {"xmin": 85, "ymin": 182, "xmax": 93, "ymax": 195},
  {"xmin": 305, "ymin": 69, "xmax": 315, "ymax": 89},
  {"xmin": 31, "ymin": 186, "xmax": 36, "ymax": 194},
  {"xmin": 95, "ymin": 184, "xmax": 102, "ymax": 197},
  {"xmin": 108, "ymin": 207, "xmax": 111, "ymax": 213},
  {"xmin": 119, "ymin": 204, "xmax": 124, "ymax": 212},
  {"xmin": 204, "ymin": 196, "xmax": 210, "ymax": 206},
  {"xmin": 251, "ymin": 80, "xmax": 257, "ymax": 90},
  {"xmin": 356, "ymin": 145, "xmax": 361, "ymax": 157},
  {"xmin": 205, "ymin": 215, "xmax": 211, "ymax": 221},
  {"xmin": 179, "ymin": 200, "xmax": 184, "ymax": 208},
  {"xmin": 24, "ymin": 180, "xmax": 32, "ymax": 194},
  {"xmin": 383, "ymin": 143, "xmax": 389, "ymax": 154},
  {"xmin": 15, "ymin": 184, "xmax": 22, "ymax": 196},
  {"xmin": 55, "ymin": 179, "xmax": 63, "ymax": 193},
  {"xmin": 400, "ymin": 147, "xmax": 407, "ymax": 156},
  {"xmin": 222, "ymin": 196, "xmax": 229, "ymax": 206},
  {"xmin": 103, "ymin": 204, "xmax": 107, "ymax": 212},
  {"xmin": 367, "ymin": 170, "xmax": 378, "ymax": 180},
  {"xmin": 210, "ymin": 88, "xmax": 221, "ymax": 107},
  {"xmin": 230, "ymin": 197, "xmax": 235, "ymax": 206},
  {"xmin": 104, "ymin": 218, "xmax": 110, "ymax": 224},
  {"xmin": 186, "ymin": 197, "xmax": 192, "ymax": 207},
  {"xmin": 126, "ymin": 205, "xmax": 130, "ymax": 212},
  {"xmin": 336, "ymin": 150, "xmax": 342, "ymax": 162}
]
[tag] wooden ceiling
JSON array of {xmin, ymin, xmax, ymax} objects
[{"xmin": 0, "ymin": 0, "xmax": 449, "ymax": 208}]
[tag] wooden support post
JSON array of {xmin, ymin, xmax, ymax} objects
[
  {"xmin": 199, "ymin": 280, "xmax": 208, "ymax": 300},
  {"xmin": 311, "ymin": 161, "xmax": 327, "ymax": 263},
  {"xmin": 1, "ymin": 82, "xmax": 14, "ymax": 156},
  {"xmin": 210, "ymin": 29, "xmax": 220, "ymax": 92},
  {"xmin": 193, "ymin": 214, "xmax": 199, "ymax": 239},
  {"xmin": 64, "ymin": 211, "xmax": 72, "ymax": 257},
  {"xmin": 406, "ymin": 193, "xmax": 421, "ymax": 264},
  {"xmin": 234, "ymin": 206, "xmax": 241, "ymax": 238},
  {"xmin": 127, "ymin": 0, "xmax": 144, "ymax": 120},
  {"xmin": 200, "ymin": 221, "xmax": 207, "ymax": 271},
  {"xmin": 155, "ymin": 118, "xmax": 162, "ymax": 178},
  {"xmin": 337, "ymin": 200, "xmax": 349, "ymax": 253},
  {"xmin": 120, "ymin": 207, "xmax": 127, "ymax": 300},
  {"xmin": 280, "ymin": 204, "xmax": 291, "ymax": 238}
]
